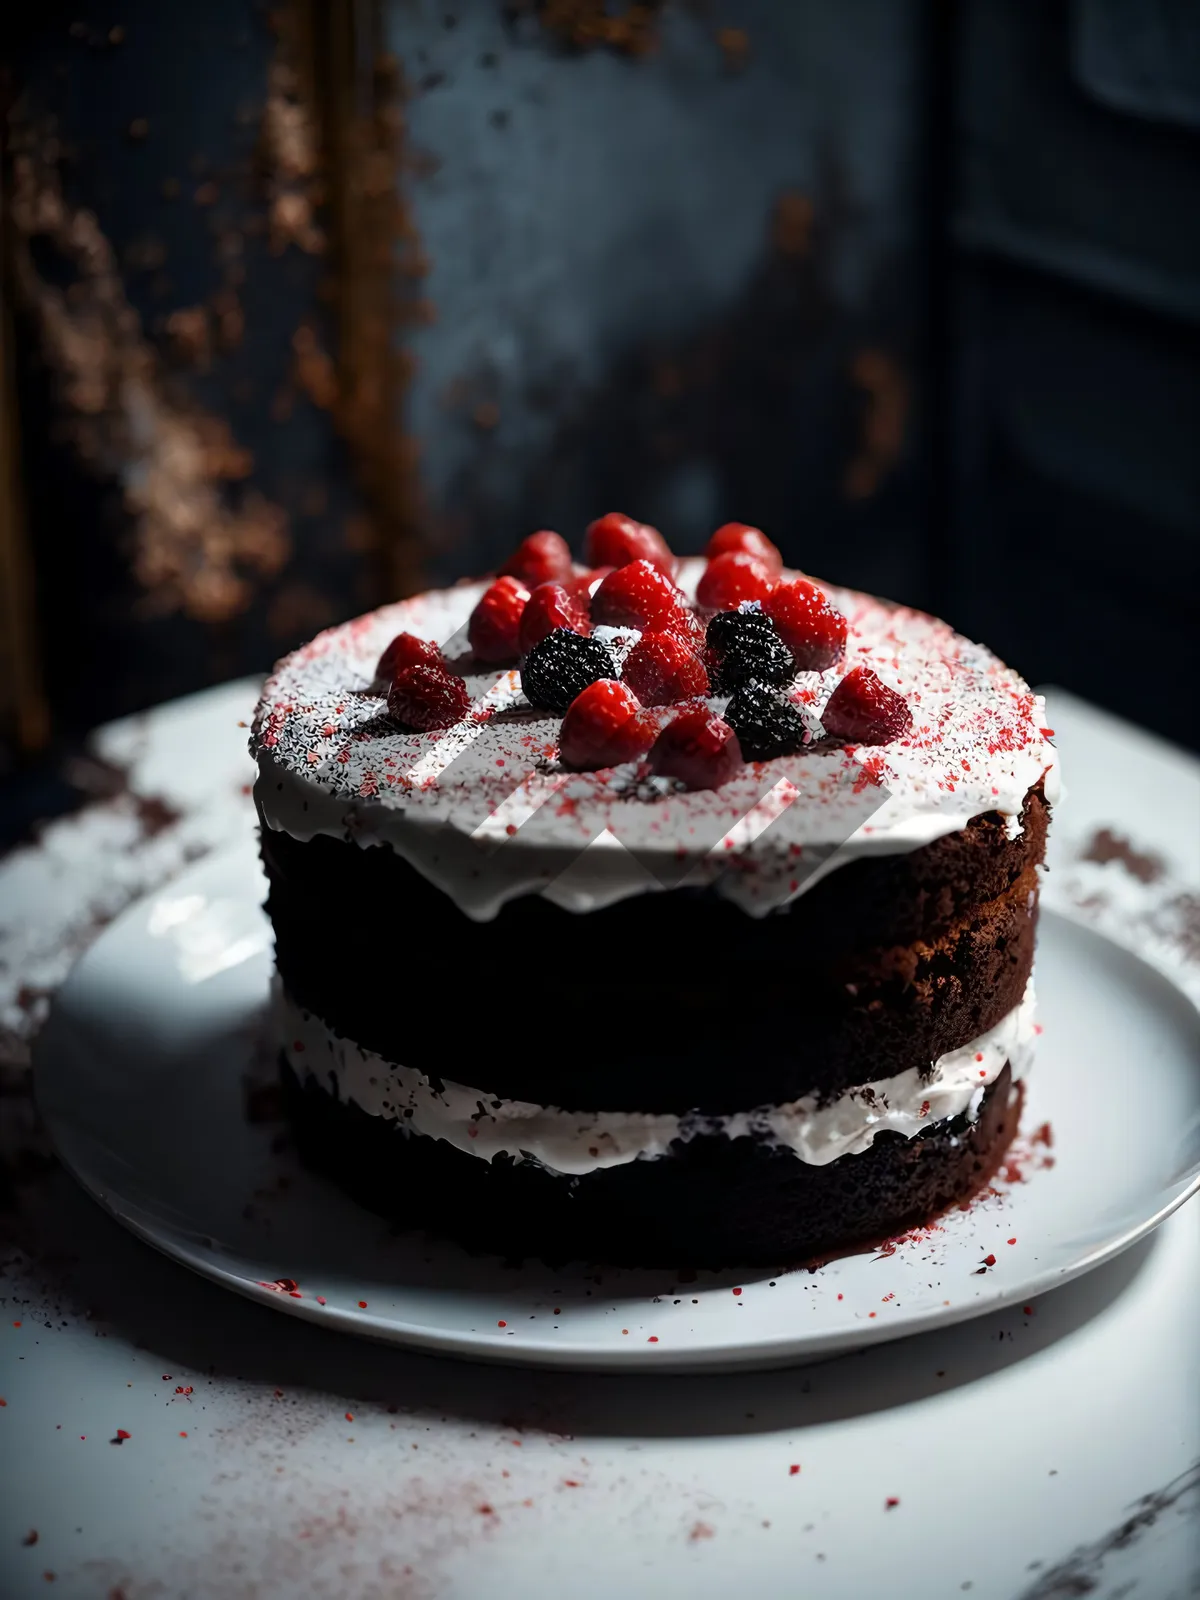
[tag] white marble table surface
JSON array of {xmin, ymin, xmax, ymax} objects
[{"xmin": 0, "ymin": 682, "xmax": 1197, "ymax": 1599}]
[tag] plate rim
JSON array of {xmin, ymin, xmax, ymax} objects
[{"xmin": 32, "ymin": 842, "xmax": 1200, "ymax": 1373}]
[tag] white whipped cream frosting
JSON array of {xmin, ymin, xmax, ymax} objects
[
  {"xmin": 277, "ymin": 978, "xmax": 1037, "ymax": 1178},
  {"xmin": 251, "ymin": 562, "xmax": 1060, "ymax": 921}
]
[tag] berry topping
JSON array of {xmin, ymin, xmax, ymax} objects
[
  {"xmin": 591, "ymin": 559, "xmax": 687, "ymax": 630},
  {"xmin": 521, "ymin": 628, "xmax": 617, "ymax": 714},
  {"xmin": 499, "ymin": 529, "xmax": 574, "ymax": 587},
  {"xmin": 468, "ymin": 575, "xmax": 530, "ymax": 663},
  {"xmin": 387, "ymin": 664, "xmax": 471, "ymax": 731},
  {"xmin": 584, "ymin": 512, "xmax": 675, "ymax": 575},
  {"xmin": 660, "ymin": 604, "xmax": 706, "ymax": 648},
  {"xmin": 724, "ymin": 680, "xmax": 812, "ymax": 761},
  {"xmin": 696, "ymin": 550, "xmax": 777, "ymax": 610},
  {"xmin": 518, "ymin": 581, "xmax": 592, "ymax": 654},
  {"xmin": 622, "ymin": 630, "xmax": 709, "ymax": 706},
  {"xmin": 705, "ymin": 522, "xmax": 783, "ymax": 573},
  {"xmin": 649, "ymin": 706, "xmax": 743, "ymax": 790},
  {"xmin": 705, "ymin": 608, "xmax": 795, "ymax": 690},
  {"xmin": 763, "ymin": 578, "xmax": 847, "ymax": 671},
  {"xmin": 821, "ymin": 665, "xmax": 912, "ymax": 745},
  {"xmin": 375, "ymin": 630, "xmax": 444, "ymax": 685},
  {"xmin": 558, "ymin": 679, "xmax": 656, "ymax": 770}
]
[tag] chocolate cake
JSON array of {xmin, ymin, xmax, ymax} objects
[{"xmin": 251, "ymin": 518, "xmax": 1059, "ymax": 1268}]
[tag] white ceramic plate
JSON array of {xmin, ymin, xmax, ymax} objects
[{"xmin": 34, "ymin": 841, "xmax": 1200, "ymax": 1372}]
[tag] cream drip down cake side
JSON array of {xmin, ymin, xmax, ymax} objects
[{"xmin": 252, "ymin": 517, "xmax": 1059, "ymax": 1267}]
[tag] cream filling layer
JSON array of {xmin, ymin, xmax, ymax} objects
[{"xmin": 277, "ymin": 978, "xmax": 1037, "ymax": 1178}]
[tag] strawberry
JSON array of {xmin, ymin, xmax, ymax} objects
[
  {"xmin": 696, "ymin": 551, "xmax": 776, "ymax": 610},
  {"xmin": 660, "ymin": 605, "xmax": 706, "ymax": 649},
  {"xmin": 387, "ymin": 664, "xmax": 471, "ymax": 731},
  {"xmin": 705, "ymin": 522, "xmax": 782, "ymax": 573},
  {"xmin": 566, "ymin": 567, "xmax": 611, "ymax": 604},
  {"xmin": 518, "ymin": 581, "xmax": 592, "ymax": 654},
  {"xmin": 591, "ymin": 559, "xmax": 687, "ymax": 630},
  {"xmin": 375, "ymin": 631, "xmax": 444, "ymax": 685},
  {"xmin": 649, "ymin": 706, "xmax": 743, "ymax": 790},
  {"xmin": 584, "ymin": 512, "xmax": 675, "ymax": 575},
  {"xmin": 622, "ymin": 630, "xmax": 709, "ymax": 706},
  {"xmin": 468, "ymin": 575, "xmax": 530, "ymax": 663},
  {"xmin": 821, "ymin": 665, "xmax": 912, "ymax": 745},
  {"xmin": 499, "ymin": 529, "xmax": 574, "ymax": 587},
  {"xmin": 558, "ymin": 680, "xmax": 656, "ymax": 770},
  {"xmin": 763, "ymin": 578, "xmax": 846, "ymax": 670}
]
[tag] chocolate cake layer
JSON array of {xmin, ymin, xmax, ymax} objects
[
  {"xmin": 280, "ymin": 1057, "xmax": 1021, "ymax": 1269},
  {"xmin": 260, "ymin": 787, "xmax": 1042, "ymax": 1114}
]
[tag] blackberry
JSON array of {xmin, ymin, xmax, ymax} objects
[
  {"xmin": 724, "ymin": 680, "xmax": 811, "ymax": 761},
  {"xmin": 706, "ymin": 608, "xmax": 794, "ymax": 691},
  {"xmin": 521, "ymin": 628, "xmax": 617, "ymax": 714}
]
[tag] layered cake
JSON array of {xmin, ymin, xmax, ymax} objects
[{"xmin": 252, "ymin": 517, "xmax": 1059, "ymax": 1268}]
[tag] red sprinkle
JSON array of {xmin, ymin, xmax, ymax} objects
[
  {"xmin": 648, "ymin": 1336, "xmax": 659, "ymax": 1343},
  {"xmin": 1024, "ymin": 1306, "xmax": 1035, "ymax": 1316},
  {"xmin": 345, "ymin": 1412, "xmax": 354, "ymax": 1422},
  {"xmin": 357, "ymin": 1301, "xmax": 368, "ymax": 1309},
  {"xmin": 886, "ymin": 1497, "xmax": 900, "ymax": 1509},
  {"xmin": 789, "ymin": 1464, "xmax": 801, "ymax": 1476},
  {"xmin": 1007, "ymin": 1237, "xmax": 1017, "ymax": 1245},
  {"xmin": 983, "ymin": 1253, "xmax": 996, "ymax": 1266},
  {"xmin": 316, "ymin": 1296, "xmax": 326, "ymax": 1306},
  {"xmin": 732, "ymin": 1287, "xmax": 742, "ymax": 1296}
]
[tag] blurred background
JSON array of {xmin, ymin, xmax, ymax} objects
[{"xmin": 3, "ymin": 0, "xmax": 1198, "ymax": 847}]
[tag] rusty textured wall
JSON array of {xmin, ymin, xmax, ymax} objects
[
  {"xmin": 5, "ymin": 2, "xmax": 386, "ymax": 737},
  {"xmin": 8, "ymin": 0, "xmax": 1195, "ymax": 777},
  {"xmin": 5, "ymin": 0, "xmax": 930, "ymax": 752},
  {"xmin": 392, "ymin": 1, "xmax": 928, "ymax": 602}
]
